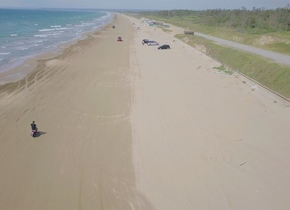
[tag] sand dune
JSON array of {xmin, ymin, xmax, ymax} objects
[{"xmin": 0, "ymin": 14, "xmax": 290, "ymax": 209}]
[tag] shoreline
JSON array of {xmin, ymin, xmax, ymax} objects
[{"xmin": 0, "ymin": 13, "xmax": 115, "ymax": 86}]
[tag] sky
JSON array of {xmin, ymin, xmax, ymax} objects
[{"xmin": 1, "ymin": 0, "xmax": 289, "ymax": 10}]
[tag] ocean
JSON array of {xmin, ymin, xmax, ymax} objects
[{"xmin": 0, "ymin": 8, "xmax": 112, "ymax": 74}]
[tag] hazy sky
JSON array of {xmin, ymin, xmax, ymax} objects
[{"xmin": 1, "ymin": 0, "xmax": 289, "ymax": 10}]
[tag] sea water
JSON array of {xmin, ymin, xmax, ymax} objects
[{"xmin": 0, "ymin": 8, "xmax": 112, "ymax": 74}]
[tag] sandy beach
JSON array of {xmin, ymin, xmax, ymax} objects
[{"xmin": 1, "ymin": 13, "xmax": 290, "ymax": 209}]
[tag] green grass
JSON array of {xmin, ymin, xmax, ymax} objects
[
  {"xmin": 264, "ymin": 42, "xmax": 290, "ymax": 54},
  {"xmin": 175, "ymin": 34, "xmax": 290, "ymax": 99},
  {"xmin": 213, "ymin": 65, "xmax": 233, "ymax": 75}
]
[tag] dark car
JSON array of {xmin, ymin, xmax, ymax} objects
[
  {"xmin": 142, "ymin": 39, "xmax": 149, "ymax": 45},
  {"xmin": 117, "ymin": 36, "xmax": 122, "ymax": 41},
  {"xmin": 158, "ymin": 44, "xmax": 170, "ymax": 50}
]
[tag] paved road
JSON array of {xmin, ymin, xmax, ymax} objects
[{"xmin": 195, "ymin": 32, "xmax": 290, "ymax": 66}]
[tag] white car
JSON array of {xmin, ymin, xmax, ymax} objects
[{"xmin": 147, "ymin": 41, "xmax": 159, "ymax": 46}]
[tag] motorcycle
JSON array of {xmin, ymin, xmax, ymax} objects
[
  {"xmin": 31, "ymin": 130, "xmax": 37, "ymax": 137},
  {"xmin": 31, "ymin": 129, "xmax": 38, "ymax": 138}
]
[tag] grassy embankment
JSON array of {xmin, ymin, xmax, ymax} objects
[
  {"xmin": 176, "ymin": 33, "xmax": 290, "ymax": 99},
  {"xmin": 142, "ymin": 14, "xmax": 290, "ymax": 56},
  {"xmin": 129, "ymin": 14, "xmax": 290, "ymax": 100}
]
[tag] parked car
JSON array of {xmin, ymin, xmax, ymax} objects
[
  {"xmin": 147, "ymin": 41, "xmax": 159, "ymax": 46},
  {"xmin": 117, "ymin": 36, "xmax": 122, "ymax": 41},
  {"xmin": 142, "ymin": 39, "xmax": 149, "ymax": 45},
  {"xmin": 158, "ymin": 44, "xmax": 170, "ymax": 50}
]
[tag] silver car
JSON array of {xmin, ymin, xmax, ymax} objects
[{"xmin": 147, "ymin": 41, "xmax": 159, "ymax": 46}]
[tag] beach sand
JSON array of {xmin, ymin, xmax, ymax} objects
[{"xmin": 0, "ymin": 14, "xmax": 290, "ymax": 209}]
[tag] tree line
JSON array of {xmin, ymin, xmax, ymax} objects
[{"xmin": 139, "ymin": 8, "xmax": 290, "ymax": 33}]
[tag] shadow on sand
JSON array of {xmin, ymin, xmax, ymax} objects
[{"xmin": 34, "ymin": 131, "xmax": 46, "ymax": 138}]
